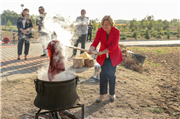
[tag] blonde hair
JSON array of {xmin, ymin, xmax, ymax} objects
[{"xmin": 101, "ymin": 15, "xmax": 114, "ymax": 27}]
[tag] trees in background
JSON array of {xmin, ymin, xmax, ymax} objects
[
  {"xmin": 1, "ymin": 10, "xmax": 37, "ymax": 25},
  {"xmin": 1, "ymin": 9, "xmax": 180, "ymax": 40},
  {"xmin": 1, "ymin": 10, "xmax": 20, "ymax": 25},
  {"xmin": 170, "ymin": 19, "xmax": 180, "ymax": 26},
  {"xmin": 128, "ymin": 15, "xmax": 173, "ymax": 32}
]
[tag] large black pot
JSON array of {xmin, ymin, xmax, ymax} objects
[{"xmin": 34, "ymin": 73, "xmax": 80, "ymax": 110}]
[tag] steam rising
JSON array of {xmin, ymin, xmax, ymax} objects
[
  {"xmin": 37, "ymin": 13, "xmax": 79, "ymax": 81},
  {"xmin": 38, "ymin": 67, "xmax": 76, "ymax": 81}
]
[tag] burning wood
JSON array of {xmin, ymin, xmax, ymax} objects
[{"xmin": 47, "ymin": 40, "xmax": 65, "ymax": 81}]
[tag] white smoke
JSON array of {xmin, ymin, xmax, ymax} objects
[
  {"xmin": 37, "ymin": 12, "xmax": 79, "ymax": 81},
  {"xmin": 38, "ymin": 67, "xmax": 76, "ymax": 82}
]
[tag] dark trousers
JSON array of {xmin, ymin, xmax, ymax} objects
[
  {"xmin": 73, "ymin": 34, "xmax": 87, "ymax": 55},
  {"xmin": 100, "ymin": 57, "xmax": 117, "ymax": 95},
  {"xmin": 87, "ymin": 33, "xmax": 92, "ymax": 41},
  {"xmin": 18, "ymin": 38, "xmax": 30, "ymax": 55}
]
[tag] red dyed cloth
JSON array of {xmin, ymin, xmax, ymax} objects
[{"xmin": 47, "ymin": 40, "xmax": 65, "ymax": 81}]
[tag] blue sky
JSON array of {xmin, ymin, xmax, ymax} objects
[{"xmin": 1, "ymin": 0, "xmax": 179, "ymax": 21}]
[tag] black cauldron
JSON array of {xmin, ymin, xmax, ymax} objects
[{"xmin": 34, "ymin": 73, "xmax": 80, "ymax": 110}]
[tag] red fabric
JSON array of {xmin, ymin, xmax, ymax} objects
[
  {"xmin": 91, "ymin": 27, "xmax": 123, "ymax": 67},
  {"xmin": 47, "ymin": 40, "xmax": 65, "ymax": 81}
]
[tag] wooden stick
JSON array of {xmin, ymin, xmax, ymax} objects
[{"xmin": 66, "ymin": 46, "xmax": 98, "ymax": 55}]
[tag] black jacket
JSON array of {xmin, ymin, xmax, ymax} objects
[
  {"xmin": 88, "ymin": 25, "xmax": 93, "ymax": 34},
  {"xmin": 17, "ymin": 17, "xmax": 33, "ymax": 38}
]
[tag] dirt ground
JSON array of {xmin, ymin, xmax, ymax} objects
[{"xmin": 1, "ymin": 46, "xmax": 180, "ymax": 119}]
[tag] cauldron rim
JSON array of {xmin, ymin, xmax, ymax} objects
[{"xmin": 37, "ymin": 72, "xmax": 77, "ymax": 83}]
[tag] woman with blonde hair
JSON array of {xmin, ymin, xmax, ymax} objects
[
  {"xmin": 17, "ymin": 8, "xmax": 33, "ymax": 60},
  {"xmin": 88, "ymin": 15, "xmax": 123, "ymax": 102}
]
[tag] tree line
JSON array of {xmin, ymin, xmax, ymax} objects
[
  {"xmin": 1, "ymin": 10, "xmax": 36, "ymax": 26},
  {"xmin": 1, "ymin": 10, "xmax": 180, "ymax": 40},
  {"xmin": 90, "ymin": 15, "xmax": 180, "ymax": 40}
]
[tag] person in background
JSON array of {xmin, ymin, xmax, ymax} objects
[
  {"xmin": 72, "ymin": 9, "xmax": 89, "ymax": 57},
  {"xmin": 17, "ymin": 8, "xmax": 33, "ymax": 60},
  {"xmin": 88, "ymin": 15, "xmax": 123, "ymax": 103},
  {"xmin": 36, "ymin": 6, "xmax": 51, "ymax": 57},
  {"xmin": 87, "ymin": 21, "xmax": 93, "ymax": 42}
]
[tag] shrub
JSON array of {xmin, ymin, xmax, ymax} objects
[
  {"xmin": 131, "ymin": 27, "xmax": 135, "ymax": 32},
  {"xmin": 156, "ymin": 35, "xmax": 163, "ymax": 39},
  {"xmin": 152, "ymin": 31, "xmax": 158, "ymax": 37},
  {"xmin": 145, "ymin": 30, "xmax": 151, "ymax": 40},
  {"xmin": 177, "ymin": 34, "xmax": 180, "ymax": 39},
  {"xmin": 120, "ymin": 34, "xmax": 127, "ymax": 40},
  {"xmin": 166, "ymin": 32, "xmax": 171, "ymax": 39},
  {"xmin": 132, "ymin": 32, "xmax": 138, "ymax": 39},
  {"xmin": 6, "ymin": 20, "xmax": 12, "ymax": 27},
  {"xmin": 13, "ymin": 29, "xmax": 18, "ymax": 32}
]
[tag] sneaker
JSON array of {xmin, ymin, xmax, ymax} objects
[
  {"xmin": 40, "ymin": 54, "xmax": 46, "ymax": 57},
  {"xmin": 17, "ymin": 58, "xmax": 20, "ymax": 60}
]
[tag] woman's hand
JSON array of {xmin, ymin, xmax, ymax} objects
[
  {"xmin": 21, "ymin": 30, "xmax": 27, "ymax": 34},
  {"xmin": 25, "ymin": 28, "xmax": 30, "ymax": 32},
  {"xmin": 88, "ymin": 48, "xmax": 93, "ymax": 55},
  {"xmin": 88, "ymin": 46, "xmax": 95, "ymax": 55},
  {"xmin": 20, "ymin": 28, "xmax": 27, "ymax": 34},
  {"xmin": 22, "ymin": 30, "xmax": 27, "ymax": 34},
  {"xmin": 97, "ymin": 52, "xmax": 103, "ymax": 56}
]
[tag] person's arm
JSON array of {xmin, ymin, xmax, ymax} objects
[
  {"xmin": 76, "ymin": 17, "xmax": 81, "ymax": 26},
  {"xmin": 88, "ymin": 28, "xmax": 101, "ymax": 54},
  {"xmin": 107, "ymin": 30, "xmax": 120, "ymax": 52},
  {"xmin": 97, "ymin": 49, "xmax": 109, "ymax": 56},
  {"xmin": 36, "ymin": 16, "xmax": 42, "ymax": 26},
  {"xmin": 26, "ymin": 19, "xmax": 33, "ymax": 32},
  {"xmin": 17, "ymin": 18, "xmax": 27, "ymax": 34}
]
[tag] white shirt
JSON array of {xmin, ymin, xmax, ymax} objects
[
  {"xmin": 76, "ymin": 16, "xmax": 89, "ymax": 35},
  {"xmin": 22, "ymin": 19, "xmax": 26, "ymax": 28}
]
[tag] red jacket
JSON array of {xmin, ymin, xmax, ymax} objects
[{"xmin": 91, "ymin": 27, "xmax": 123, "ymax": 67}]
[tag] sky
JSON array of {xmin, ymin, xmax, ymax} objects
[{"xmin": 0, "ymin": 0, "xmax": 180, "ymax": 21}]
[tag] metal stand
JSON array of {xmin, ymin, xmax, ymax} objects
[
  {"xmin": 35, "ymin": 104, "xmax": 84, "ymax": 119},
  {"xmin": 12, "ymin": 32, "xmax": 17, "ymax": 45}
]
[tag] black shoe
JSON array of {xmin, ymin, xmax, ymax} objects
[
  {"xmin": 110, "ymin": 98, "xmax": 115, "ymax": 102},
  {"xmin": 25, "ymin": 58, "xmax": 27, "ymax": 60},
  {"xmin": 17, "ymin": 58, "xmax": 20, "ymax": 60},
  {"xmin": 110, "ymin": 95, "xmax": 116, "ymax": 102},
  {"xmin": 40, "ymin": 54, "xmax": 46, "ymax": 57},
  {"xmin": 95, "ymin": 99, "xmax": 102, "ymax": 103}
]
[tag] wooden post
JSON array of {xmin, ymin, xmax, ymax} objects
[
  {"xmin": 73, "ymin": 57, "xmax": 83, "ymax": 68},
  {"xmin": 87, "ymin": 58, "xmax": 94, "ymax": 67},
  {"xmin": 84, "ymin": 58, "xmax": 89, "ymax": 67}
]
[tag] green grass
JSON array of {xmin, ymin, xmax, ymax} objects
[
  {"xmin": 145, "ymin": 60, "xmax": 160, "ymax": 67},
  {"xmin": 154, "ymin": 49, "xmax": 170, "ymax": 54},
  {"xmin": 128, "ymin": 47, "xmax": 171, "ymax": 55},
  {"xmin": 148, "ymin": 107, "xmax": 166, "ymax": 113}
]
